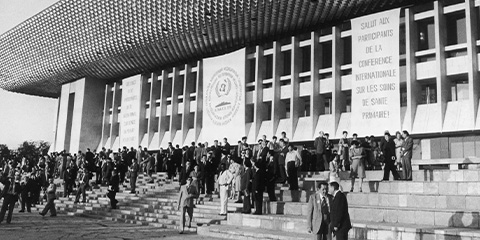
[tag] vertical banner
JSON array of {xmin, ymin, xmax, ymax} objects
[
  {"xmin": 203, "ymin": 48, "xmax": 246, "ymax": 142},
  {"xmin": 351, "ymin": 8, "xmax": 401, "ymax": 136},
  {"xmin": 120, "ymin": 75, "xmax": 142, "ymax": 148}
]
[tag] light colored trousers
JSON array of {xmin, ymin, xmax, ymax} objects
[{"xmin": 219, "ymin": 185, "xmax": 228, "ymax": 214}]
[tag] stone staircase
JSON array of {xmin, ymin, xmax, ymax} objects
[
  {"xmin": 24, "ymin": 173, "xmax": 234, "ymax": 233},
  {"xmin": 197, "ymin": 168, "xmax": 480, "ymax": 240}
]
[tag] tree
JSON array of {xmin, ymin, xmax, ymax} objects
[
  {"xmin": 17, "ymin": 141, "xmax": 51, "ymax": 160},
  {"xmin": 0, "ymin": 144, "xmax": 11, "ymax": 160}
]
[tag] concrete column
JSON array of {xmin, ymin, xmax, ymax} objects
[
  {"xmin": 109, "ymin": 82, "xmax": 121, "ymax": 149},
  {"xmin": 272, "ymin": 41, "xmax": 281, "ymax": 135},
  {"xmin": 170, "ymin": 68, "xmax": 181, "ymax": 143},
  {"xmin": 434, "ymin": 1, "xmax": 448, "ymax": 129},
  {"xmin": 182, "ymin": 64, "xmax": 192, "ymax": 142},
  {"xmin": 194, "ymin": 60, "xmax": 203, "ymax": 142},
  {"xmin": 311, "ymin": 31, "xmax": 323, "ymax": 139},
  {"xmin": 54, "ymin": 84, "xmax": 71, "ymax": 152},
  {"xmin": 465, "ymin": 0, "xmax": 479, "ymax": 128},
  {"xmin": 158, "ymin": 70, "xmax": 170, "ymax": 145},
  {"xmin": 100, "ymin": 84, "xmax": 113, "ymax": 149},
  {"xmin": 148, "ymin": 72, "xmax": 161, "ymax": 145},
  {"xmin": 138, "ymin": 74, "xmax": 150, "ymax": 147},
  {"xmin": 254, "ymin": 46, "xmax": 265, "ymax": 140},
  {"xmin": 332, "ymin": 26, "xmax": 345, "ymax": 134},
  {"xmin": 405, "ymin": 8, "xmax": 421, "ymax": 132},
  {"xmin": 291, "ymin": 36, "xmax": 301, "ymax": 138}
]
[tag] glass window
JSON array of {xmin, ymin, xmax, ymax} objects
[
  {"xmin": 342, "ymin": 37, "xmax": 352, "ymax": 65},
  {"xmin": 446, "ymin": 11, "xmax": 467, "ymax": 46},
  {"xmin": 416, "ymin": 18, "xmax": 435, "ymax": 51},
  {"xmin": 264, "ymin": 54, "xmax": 273, "ymax": 79},
  {"xmin": 420, "ymin": 84, "xmax": 437, "ymax": 104},
  {"xmin": 320, "ymin": 41, "xmax": 332, "ymax": 69},
  {"xmin": 324, "ymin": 97, "xmax": 332, "ymax": 114},
  {"xmin": 301, "ymin": 46, "xmax": 311, "ymax": 72},
  {"xmin": 281, "ymin": 51, "xmax": 291, "ymax": 76}
]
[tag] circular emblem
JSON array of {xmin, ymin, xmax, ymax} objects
[{"xmin": 205, "ymin": 67, "xmax": 242, "ymax": 126}]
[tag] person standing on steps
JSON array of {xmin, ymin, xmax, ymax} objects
[
  {"xmin": 314, "ymin": 131, "xmax": 326, "ymax": 171},
  {"xmin": 329, "ymin": 181, "xmax": 351, "ymax": 240},
  {"xmin": 401, "ymin": 130, "xmax": 413, "ymax": 181},
  {"xmin": 128, "ymin": 159, "xmax": 139, "ymax": 194},
  {"xmin": 217, "ymin": 163, "xmax": 233, "ymax": 216},
  {"xmin": 381, "ymin": 132, "xmax": 401, "ymax": 181},
  {"xmin": 74, "ymin": 168, "xmax": 90, "ymax": 204},
  {"xmin": 177, "ymin": 177, "xmax": 198, "ymax": 234},
  {"xmin": 307, "ymin": 182, "xmax": 332, "ymax": 240},
  {"xmin": 107, "ymin": 169, "xmax": 120, "ymax": 209},
  {"xmin": 0, "ymin": 173, "xmax": 22, "ymax": 223},
  {"xmin": 40, "ymin": 177, "xmax": 57, "ymax": 217},
  {"xmin": 349, "ymin": 141, "xmax": 365, "ymax": 192}
]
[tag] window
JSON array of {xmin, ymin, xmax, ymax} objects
[
  {"xmin": 342, "ymin": 37, "xmax": 352, "ymax": 65},
  {"xmin": 299, "ymin": 97, "xmax": 311, "ymax": 117},
  {"xmin": 300, "ymin": 46, "xmax": 311, "ymax": 72},
  {"xmin": 401, "ymin": 85, "xmax": 408, "ymax": 107},
  {"xmin": 324, "ymin": 97, "xmax": 332, "ymax": 114},
  {"xmin": 450, "ymin": 80, "xmax": 469, "ymax": 101},
  {"xmin": 246, "ymin": 104, "xmax": 254, "ymax": 123},
  {"xmin": 416, "ymin": 18, "xmax": 435, "ymax": 51},
  {"xmin": 281, "ymin": 51, "xmax": 291, "ymax": 76},
  {"xmin": 248, "ymin": 59, "xmax": 256, "ymax": 83},
  {"xmin": 345, "ymin": 93, "xmax": 352, "ymax": 112},
  {"xmin": 264, "ymin": 54, "xmax": 273, "ymax": 79},
  {"xmin": 446, "ymin": 12, "xmax": 466, "ymax": 46},
  {"xmin": 420, "ymin": 84, "xmax": 437, "ymax": 104},
  {"xmin": 264, "ymin": 101, "xmax": 272, "ymax": 120},
  {"xmin": 320, "ymin": 41, "xmax": 332, "ymax": 69}
]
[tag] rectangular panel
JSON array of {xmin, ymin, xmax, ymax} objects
[
  {"xmin": 120, "ymin": 75, "xmax": 142, "ymax": 148},
  {"xmin": 202, "ymin": 48, "xmax": 246, "ymax": 142},
  {"xmin": 351, "ymin": 8, "xmax": 401, "ymax": 136}
]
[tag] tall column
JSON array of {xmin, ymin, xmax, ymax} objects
[
  {"xmin": 170, "ymin": 67, "xmax": 181, "ymax": 143},
  {"xmin": 465, "ymin": 0, "xmax": 479, "ymax": 128},
  {"xmin": 195, "ymin": 61, "xmax": 203, "ymax": 141},
  {"xmin": 272, "ymin": 41, "xmax": 281, "ymax": 135},
  {"xmin": 138, "ymin": 74, "xmax": 150, "ymax": 147},
  {"xmin": 291, "ymin": 36, "xmax": 301, "ymax": 139},
  {"xmin": 254, "ymin": 46, "xmax": 265, "ymax": 140},
  {"xmin": 148, "ymin": 72, "xmax": 161, "ymax": 148},
  {"xmin": 100, "ymin": 84, "xmax": 113, "ymax": 149},
  {"xmin": 405, "ymin": 8, "xmax": 421, "ymax": 132},
  {"xmin": 332, "ymin": 26, "xmax": 345, "ymax": 135},
  {"xmin": 110, "ymin": 82, "xmax": 121, "ymax": 149},
  {"xmin": 310, "ymin": 31, "xmax": 323, "ymax": 139},
  {"xmin": 158, "ymin": 70, "xmax": 170, "ymax": 146},
  {"xmin": 182, "ymin": 64, "xmax": 192, "ymax": 141},
  {"xmin": 434, "ymin": 0, "xmax": 448, "ymax": 129}
]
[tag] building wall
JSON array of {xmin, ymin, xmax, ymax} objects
[{"xmin": 56, "ymin": 0, "xmax": 480, "ymax": 159}]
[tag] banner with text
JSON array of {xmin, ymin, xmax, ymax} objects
[
  {"xmin": 120, "ymin": 75, "xmax": 142, "ymax": 148},
  {"xmin": 351, "ymin": 8, "xmax": 401, "ymax": 136},
  {"xmin": 203, "ymin": 48, "xmax": 246, "ymax": 142}
]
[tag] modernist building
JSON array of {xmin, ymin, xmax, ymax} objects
[{"xmin": 1, "ymin": 0, "xmax": 479, "ymax": 160}]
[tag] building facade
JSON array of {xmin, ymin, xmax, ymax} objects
[{"xmin": 2, "ymin": 0, "xmax": 480, "ymax": 159}]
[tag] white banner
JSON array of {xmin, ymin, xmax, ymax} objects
[
  {"xmin": 351, "ymin": 8, "xmax": 401, "ymax": 136},
  {"xmin": 120, "ymin": 75, "xmax": 142, "ymax": 148},
  {"xmin": 203, "ymin": 48, "xmax": 246, "ymax": 142}
]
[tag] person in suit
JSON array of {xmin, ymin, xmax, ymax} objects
[
  {"xmin": 328, "ymin": 181, "xmax": 351, "ymax": 240},
  {"xmin": 252, "ymin": 158, "xmax": 266, "ymax": 215},
  {"xmin": 314, "ymin": 131, "xmax": 326, "ymax": 171},
  {"xmin": 177, "ymin": 177, "xmax": 198, "ymax": 234},
  {"xmin": 381, "ymin": 132, "xmax": 401, "ymax": 181},
  {"xmin": 276, "ymin": 139, "xmax": 288, "ymax": 184},
  {"xmin": 222, "ymin": 138, "xmax": 231, "ymax": 156},
  {"xmin": 217, "ymin": 163, "xmax": 233, "ymax": 215},
  {"xmin": 19, "ymin": 174, "xmax": 34, "ymax": 213},
  {"xmin": 40, "ymin": 177, "xmax": 57, "ymax": 217},
  {"xmin": 107, "ymin": 169, "xmax": 120, "ymax": 209},
  {"xmin": 129, "ymin": 159, "xmax": 139, "ymax": 194},
  {"xmin": 0, "ymin": 173, "xmax": 22, "ymax": 223},
  {"xmin": 265, "ymin": 154, "xmax": 277, "ymax": 201},
  {"xmin": 307, "ymin": 182, "xmax": 332, "ymax": 240},
  {"xmin": 74, "ymin": 168, "xmax": 90, "ymax": 204},
  {"xmin": 401, "ymin": 130, "xmax": 413, "ymax": 180},
  {"xmin": 241, "ymin": 159, "xmax": 254, "ymax": 213}
]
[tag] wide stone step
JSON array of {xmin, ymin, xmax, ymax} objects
[
  {"xmin": 350, "ymin": 205, "xmax": 480, "ymax": 228},
  {"xmin": 197, "ymin": 224, "xmax": 311, "ymax": 240}
]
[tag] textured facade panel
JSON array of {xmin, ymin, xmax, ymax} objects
[{"xmin": 0, "ymin": 0, "xmax": 426, "ymax": 97}]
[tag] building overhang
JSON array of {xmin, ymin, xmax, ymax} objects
[{"xmin": 0, "ymin": 0, "xmax": 429, "ymax": 97}]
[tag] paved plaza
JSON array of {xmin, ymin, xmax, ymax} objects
[{"xmin": 0, "ymin": 213, "xmax": 220, "ymax": 240}]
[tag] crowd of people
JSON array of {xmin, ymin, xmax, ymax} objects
[{"xmin": 0, "ymin": 129, "xmax": 413, "ymax": 237}]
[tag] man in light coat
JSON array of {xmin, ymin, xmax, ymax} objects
[{"xmin": 307, "ymin": 182, "xmax": 332, "ymax": 240}]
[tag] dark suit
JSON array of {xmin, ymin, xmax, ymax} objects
[
  {"xmin": 108, "ymin": 174, "xmax": 120, "ymax": 209},
  {"xmin": 252, "ymin": 165, "xmax": 265, "ymax": 214},
  {"xmin": 330, "ymin": 191, "xmax": 351, "ymax": 240},
  {"xmin": 314, "ymin": 136, "xmax": 326, "ymax": 171},
  {"xmin": 0, "ymin": 180, "xmax": 22, "ymax": 223},
  {"xmin": 276, "ymin": 147, "xmax": 288, "ymax": 183},
  {"xmin": 381, "ymin": 138, "xmax": 400, "ymax": 180},
  {"xmin": 307, "ymin": 193, "xmax": 332, "ymax": 240},
  {"xmin": 402, "ymin": 137, "xmax": 413, "ymax": 180},
  {"xmin": 265, "ymin": 159, "xmax": 277, "ymax": 201}
]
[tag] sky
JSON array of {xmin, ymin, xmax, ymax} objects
[{"xmin": 0, "ymin": 0, "xmax": 59, "ymax": 149}]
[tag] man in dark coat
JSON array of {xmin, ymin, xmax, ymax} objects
[
  {"xmin": 0, "ymin": 173, "xmax": 22, "ymax": 223},
  {"xmin": 107, "ymin": 169, "xmax": 120, "ymax": 209},
  {"xmin": 328, "ymin": 181, "xmax": 351, "ymax": 240},
  {"xmin": 314, "ymin": 131, "xmax": 326, "ymax": 171},
  {"xmin": 252, "ymin": 155, "xmax": 266, "ymax": 215},
  {"xmin": 19, "ymin": 174, "xmax": 35, "ymax": 213},
  {"xmin": 265, "ymin": 154, "xmax": 277, "ymax": 201},
  {"xmin": 381, "ymin": 132, "xmax": 401, "ymax": 181},
  {"xmin": 276, "ymin": 139, "xmax": 288, "ymax": 184}
]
